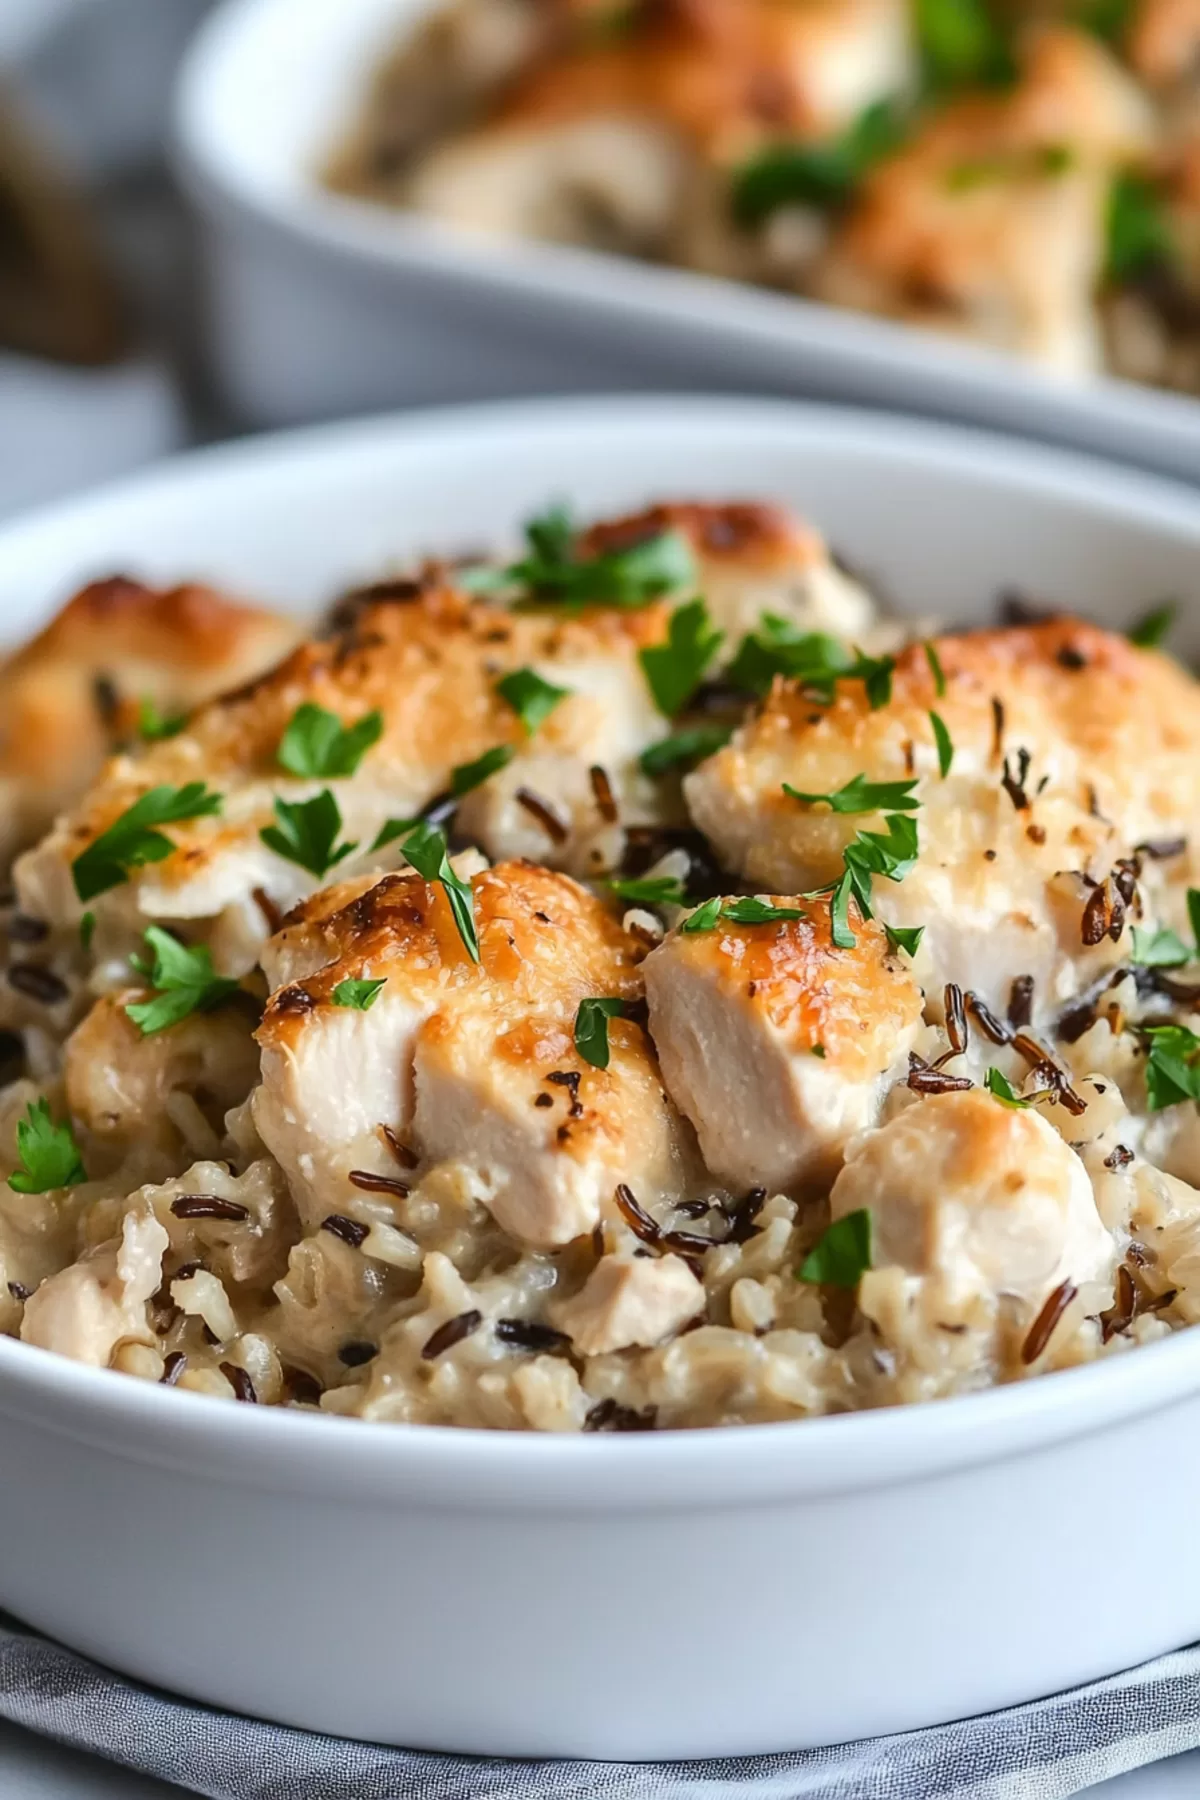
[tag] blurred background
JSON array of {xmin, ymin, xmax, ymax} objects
[{"xmin": 0, "ymin": 0, "xmax": 214, "ymax": 519}]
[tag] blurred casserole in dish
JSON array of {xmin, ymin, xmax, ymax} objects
[
  {"xmin": 3, "ymin": 495, "xmax": 1200, "ymax": 1430},
  {"xmin": 328, "ymin": 0, "xmax": 1200, "ymax": 393}
]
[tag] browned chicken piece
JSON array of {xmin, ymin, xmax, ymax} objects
[
  {"xmin": 1126, "ymin": 0, "xmax": 1200, "ymax": 92},
  {"xmin": 0, "ymin": 576, "xmax": 300, "ymax": 868},
  {"xmin": 644, "ymin": 891, "xmax": 922, "ymax": 1191},
  {"xmin": 686, "ymin": 618, "xmax": 1200, "ymax": 1018},
  {"xmin": 253, "ymin": 860, "xmax": 693, "ymax": 1247},
  {"xmin": 815, "ymin": 26, "xmax": 1156, "ymax": 372},
  {"xmin": 392, "ymin": 0, "xmax": 912, "ymax": 258}
]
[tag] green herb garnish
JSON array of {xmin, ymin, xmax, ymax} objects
[
  {"xmin": 798, "ymin": 1209, "xmax": 872, "ymax": 1288},
  {"xmin": 331, "ymin": 977, "xmax": 386, "ymax": 1011},
  {"xmin": 884, "ymin": 923, "xmax": 925, "ymax": 956},
  {"xmin": 731, "ymin": 100, "xmax": 905, "ymax": 224},
  {"xmin": 1144, "ymin": 1024, "xmax": 1200, "ymax": 1110},
  {"xmin": 726, "ymin": 618, "xmax": 893, "ymax": 706},
  {"xmin": 277, "ymin": 702, "xmax": 383, "ymax": 779},
  {"xmin": 1127, "ymin": 602, "xmax": 1177, "ymax": 650},
  {"xmin": 496, "ymin": 668, "xmax": 570, "ymax": 736},
  {"xmin": 1131, "ymin": 926, "xmax": 1192, "ymax": 969},
  {"xmin": 72, "ymin": 783, "xmax": 224, "ymax": 902},
  {"xmin": 783, "ymin": 774, "xmax": 919, "ymax": 814},
  {"xmin": 80, "ymin": 912, "xmax": 96, "ymax": 952},
  {"xmin": 930, "ymin": 711, "xmax": 954, "ymax": 778},
  {"xmin": 1106, "ymin": 172, "xmax": 1175, "ymax": 286},
  {"xmin": 467, "ymin": 504, "xmax": 696, "ymax": 610},
  {"xmin": 680, "ymin": 896, "xmax": 723, "ymax": 934},
  {"xmin": 8, "ymin": 1098, "xmax": 86, "ymax": 1193},
  {"xmin": 915, "ymin": 0, "xmax": 1015, "ymax": 90},
  {"xmin": 451, "ymin": 744, "xmax": 515, "ymax": 796},
  {"xmin": 639, "ymin": 599, "xmax": 723, "ymax": 717},
  {"xmin": 137, "ymin": 697, "xmax": 187, "ymax": 741},
  {"xmin": 401, "ymin": 822, "xmax": 479, "ymax": 962},
  {"xmin": 924, "ymin": 641, "xmax": 947, "ymax": 696},
  {"xmin": 984, "ymin": 1067, "xmax": 1033, "ymax": 1108},
  {"xmin": 574, "ymin": 997, "xmax": 626, "ymax": 1071},
  {"xmin": 124, "ymin": 926, "xmax": 240, "ymax": 1036},
  {"xmin": 680, "ymin": 896, "xmax": 805, "ymax": 933},
  {"xmin": 639, "ymin": 723, "xmax": 733, "ymax": 777},
  {"xmin": 260, "ymin": 790, "xmax": 358, "ymax": 879},
  {"xmin": 609, "ymin": 875, "xmax": 688, "ymax": 908}
]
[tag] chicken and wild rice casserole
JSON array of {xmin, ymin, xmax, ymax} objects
[
  {"xmin": 330, "ymin": 0, "xmax": 1200, "ymax": 394},
  {"xmin": 1, "ymin": 500, "xmax": 1198, "ymax": 1431}
]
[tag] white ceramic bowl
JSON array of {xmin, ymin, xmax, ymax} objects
[
  {"xmin": 174, "ymin": 0, "xmax": 1200, "ymax": 479},
  {"xmin": 4, "ymin": 397, "xmax": 1200, "ymax": 1761}
]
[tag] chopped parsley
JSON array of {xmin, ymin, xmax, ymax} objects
[
  {"xmin": 124, "ymin": 926, "xmax": 240, "ymax": 1036},
  {"xmin": 798, "ymin": 1209, "xmax": 872, "ymax": 1288},
  {"xmin": 984, "ymin": 1067, "xmax": 1033, "ymax": 1108},
  {"xmin": 1106, "ymin": 172, "xmax": 1175, "ymax": 287},
  {"xmin": 930, "ymin": 711, "xmax": 954, "ymax": 778},
  {"xmin": 1127, "ymin": 602, "xmax": 1177, "ymax": 650},
  {"xmin": 466, "ymin": 504, "xmax": 696, "ymax": 610},
  {"xmin": 639, "ymin": 723, "xmax": 733, "ymax": 777},
  {"xmin": 1144, "ymin": 1024, "xmax": 1200, "ymax": 1111},
  {"xmin": 731, "ymin": 100, "xmax": 905, "ymax": 224},
  {"xmin": 915, "ymin": 0, "xmax": 1015, "ymax": 90},
  {"xmin": 574, "ymin": 997, "xmax": 626, "ymax": 1071},
  {"xmin": 680, "ymin": 896, "xmax": 805, "ymax": 933},
  {"xmin": 278, "ymin": 703, "xmax": 383, "ymax": 779},
  {"xmin": 1131, "ymin": 926, "xmax": 1192, "ymax": 969},
  {"xmin": 260, "ymin": 789, "xmax": 358, "ymax": 879},
  {"xmin": 450, "ymin": 744, "xmax": 515, "ymax": 796},
  {"xmin": 783, "ymin": 774, "xmax": 919, "ymax": 814},
  {"xmin": 726, "ymin": 618, "xmax": 894, "ymax": 707},
  {"xmin": 1076, "ymin": 0, "xmax": 1133, "ymax": 42},
  {"xmin": 945, "ymin": 144, "xmax": 1074, "ymax": 191},
  {"xmin": 884, "ymin": 923, "xmax": 925, "ymax": 956},
  {"xmin": 609, "ymin": 875, "xmax": 688, "ymax": 908},
  {"xmin": 371, "ymin": 817, "xmax": 417, "ymax": 852},
  {"xmin": 639, "ymin": 599, "xmax": 723, "ymax": 717},
  {"xmin": 924, "ymin": 641, "xmax": 947, "ymax": 697},
  {"xmin": 816, "ymin": 812, "xmax": 920, "ymax": 949},
  {"xmin": 401, "ymin": 822, "xmax": 479, "ymax": 962},
  {"xmin": 331, "ymin": 977, "xmax": 386, "ymax": 1011},
  {"xmin": 137, "ymin": 697, "xmax": 187, "ymax": 741},
  {"xmin": 1189, "ymin": 888, "xmax": 1200, "ymax": 949},
  {"xmin": 496, "ymin": 668, "xmax": 570, "ymax": 736},
  {"xmin": 72, "ymin": 782, "xmax": 224, "ymax": 902},
  {"xmin": 80, "ymin": 912, "xmax": 96, "ymax": 952},
  {"xmin": 8, "ymin": 1098, "xmax": 86, "ymax": 1193}
]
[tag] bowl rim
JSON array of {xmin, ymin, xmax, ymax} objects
[
  {"xmin": 172, "ymin": 0, "xmax": 1200, "ymax": 467},
  {"xmin": 2, "ymin": 391, "xmax": 1200, "ymax": 1506}
]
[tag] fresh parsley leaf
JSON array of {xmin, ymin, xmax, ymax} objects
[
  {"xmin": 451, "ymin": 744, "xmax": 515, "ymax": 796},
  {"xmin": 639, "ymin": 723, "xmax": 733, "ymax": 777},
  {"xmin": 331, "ymin": 977, "xmax": 386, "ymax": 1011},
  {"xmin": 946, "ymin": 145, "xmax": 1074, "ymax": 190},
  {"xmin": 1127, "ymin": 602, "xmax": 1177, "ymax": 649},
  {"xmin": 137, "ymin": 697, "xmax": 187, "ymax": 741},
  {"xmin": 1145, "ymin": 1025, "xmax": 1200, "ymax": 1110},
  {"xmin": 260, "ymin": 790, "xmax": 358, "ymax": 878},
  {"xmin": 496, "ymin": 668, "xmax": 570, "ymax": 736},
  {"xmin": 783, "ymin": 774, "xmax": 919, "ymax": 814},
  {"xmin": 277, "ymin": 702, "xmax": 383, "ymax": 779},
  {"xmin": 574, "ymin": 997, "xmax": 625, "ymax": 1070},
  {"xmin": 829, "ymin": 869, "xmax": 856, "ymax": 949},
  {"xmin": 985, "ymin": 1067, "xmax": 1033, "ymax": 1108},
  {"xmin": 1107, "ymin": 173, "xmax": 1175, "ymax": 286},
  {"xmin": 811, "ymin": 812, "xmax": 920, "ymax": 949},
  {"xmin": 72, "ymin": 783, "xmax": 224, "ymax": 902},
  {"xmin": 924, "ymin": 641, "xmax": 947, "ymax": 696},
  {"xmin": 798, "ymin": 1209, "xmax": 872, "ymax": 1287},
  {"xmin": 1131, "ymin": 926, "xmax": 1192, "ymax": 968},
  {"xmin": 677, "ymin": 895, "xmax": 805, "ymax": 932},
  {"xmin": 371, "ymin": 817, "xmax": 418, "ymax": 852},
  {"xmin": 1076, "ymin": 0, "xmax": 1133, "ymax": 42},
  {"xmin": 124, "ymin": 926, "xmax": 240, "ymax": 1036},
  {"xmin": 726, "ymin": 619, "xmax": 893, "ymax": 707},
  {"xmin": 471, "ymin": 505, "xmax": 696, "ymax": 610},
  {"xmin": 639, "ymin": 599, "xmax": 724, "ymax": 717},
  {"xmin": 884, "ymin": 923, "xmax": 925, "ymax": 956},
  {"xmin": 8, "ymin": 1098, "xmax": 86, "ymax": 1193},
  {"xmin": 930, "ymin": 711, "xmax": 954, "ymax": 778},
  {"xmin": 1189, "ymin": 888, "xmax": 1200, "ymax": 950},
  {"xmin": 609, "ymin": 875, "xmax": 688, "ymax": 908},
  {"xmin": 811, "ymin": 1044, "xmax": 827, "ymax": 1058},
  {"xmin": 731, "ymin": 100, "xmax": 905, "ymax": 224},
  {"xmin": 680, "ymin": 896, "xmax": 723, "ymax": 934},
  {"xmin": 80, "ymin": 911, "xmax": 96, "ymax": 952},
  {"xmin": 401, "ymin": 822, "xmax": 479, "ymax": 962},
  {"xmin": 915, "ymin": 0, "xmax": 1015, "ymax": 90}
]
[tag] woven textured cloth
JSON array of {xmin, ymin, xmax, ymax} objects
[{"xmin": 0, "ymin": 1616, "xmax": 1198, "ymax": 1799}]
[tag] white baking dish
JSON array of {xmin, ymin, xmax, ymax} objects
[
  {"xmin": 3, "ymin": 396, "xmax": 1200, "ymax": 1760},
  {"xmin": 174, "ymin": 0, "xmax": 1200, "ymax": 478}
]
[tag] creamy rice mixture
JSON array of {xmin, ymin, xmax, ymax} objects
[{"xmin": 0, "ymin": 501, "xmax": 1198, "ymax": 1431}]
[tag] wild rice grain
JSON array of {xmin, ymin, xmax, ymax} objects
[
  {"xmin": 160, "ymin": 1351, "xmax": 187, "ymax": 1386},
  {"xmin": 1022, "ymin": 1279, "xmax": 1077, "ymax": 1365},
  {"xmin": 221, "ymin": 1362, "xmax": 258, "ymax": 1403},
  {"xmin": 321, "ymin": 1214, "xmax": 369, "ymax": 1249},
  {"xmin": 422, "ymin": 1310, "xmax": 483, "ymax": 1361},
  {"xmin": 348, "ymin": 1170, "xmax": 410, "ymax": 1198},
  {"xmin": 170, "ymin": 1195, "xmax": 250, "ymax": 1221}
]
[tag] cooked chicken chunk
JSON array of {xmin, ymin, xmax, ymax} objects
[
  {"xmin": 253, "ymin": 860, "xmax": 691, "ymax": 1246},
  {"xmin": 0, "ymin": 576, "xmax": 298, "ymax": 867},
  {"xmin": 15, "ymin": 581, "xmax": 670, "ymax": 950},
  {"xmin": 20, "ymin": 1201, "xmax": 167, "ymax": 1368},
  {"xmin": 644, "ymin": 892, "xmax": 921, "ymax": 1191},
  {"xmin": 686, "ymin": 618, "xmax": 1200, "ymax": 1017},
  {"xmin": 553, "ymin": 1250, "xmax": 703, "ymax": 1353},
  {"xmin": 832, "ymin": 1087, "xmax": 1114, "ymax": 1305},
  {"xmin": 816, "ymin": 27, "xmax": 1156, "ymax": 371},
  {"xmin": 1127, "ymin": 0, "xmax": 1200, "ymax": 92}
]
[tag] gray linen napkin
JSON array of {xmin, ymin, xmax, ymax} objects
[{"xmin": 0, "ymin": 1615, "xmax": 1197, "ymax": 1800}]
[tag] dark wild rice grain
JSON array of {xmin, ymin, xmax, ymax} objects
[
  {"xmin": 348, "ymin": 1170, "xmax": 410, "ymax": 1198},
  {"xmin": 170, "ymin": 1196, "xmax": 249, "ymax": 1221},
  {"xmin": 495, "ymin": 1319, "xmax": 573, "ymax": 1354},
  {"xmin": 321, "ymin": 1214, "xmax": 369, "ymax": 1249},
  {"xmin": 160, "ymin": 1351, "xmax": 187, "ymax": 1387},
  {"xmin": 422, "ymin": 1310, "xmax": 483, "ymax": 1361},
  {"xmin": 1022, "ymin": 1279, "xmax": 1077, "ymax": 1365},
  {"xmin": 221, "ymin": 1362, "xmax": 258, "ymax": 1403}
]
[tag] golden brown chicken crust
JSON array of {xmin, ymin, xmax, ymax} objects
[
  {"xmin": 1127, "ymin": 0, "xmax": 1200, "ymax": 88},
  {"xmin": 0, "ymin": 577, "xmax": 299, "ymax": 864},
  {"xmin": 579, "ymin": 499, "xmax": 827, "ymax": 572}
]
